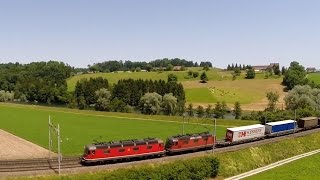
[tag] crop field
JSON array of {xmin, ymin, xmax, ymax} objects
[
  {"xmin": 245, "ymin": 153, "xmax": 320, "ymax": 180},
  {"xmin": 307, "ymin": 72, "xmax": 320, "ymax": 84},
  {"xmin": 0, "ymin": 103, "xmax": 256, "ymax": 156},
  {"xmin": 183, "ymin": 79, "xmax": 284, "ymax": 105}
]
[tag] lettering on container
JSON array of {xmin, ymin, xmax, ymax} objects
[{"xmin": 237, "ymin": 128, "xmax": 262, "ymax": 138}]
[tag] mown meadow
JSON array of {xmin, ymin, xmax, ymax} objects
[
  {"xmin": 0, "ymin": 103, "xmax": 256, "ymax": 155},
  {"xmin": 67, "ymin": 68, "xmax": 284, "ymax": 105}
]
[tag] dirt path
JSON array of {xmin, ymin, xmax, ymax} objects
[{"xmin": 0, "ymin": 129, "xmax": 55, "ymax": 160}]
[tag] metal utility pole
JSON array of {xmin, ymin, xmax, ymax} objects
[
  {"xmin": 48, "ymin": 116, "xmax": 61, "ymax": 176},
  {"xmin": 49, "ymin": 116, "xmax": 51, "ymax": 160},
  {"xmin": 57, "ymin": 124, "xmax": 61, "ymax": 176},
  {"xmin": 212, "ymin": 116, "xmax": 216, "ymax": 154},
  {"xmin": 182, "ymin": 113, "xmax": 186, "ymax": 135}
]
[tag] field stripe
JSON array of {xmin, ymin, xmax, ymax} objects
[{"xmin": 0, "ymin": 103, "xmax": 230, "ymax": 127}]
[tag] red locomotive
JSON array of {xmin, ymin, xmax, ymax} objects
[
  {"xmin": 165, "ymin": 132, "xmax": 215, "ymax": 154},
  {"xmin": 81, "ymin": 132, "xmax": 215, "ymax": 164},
  {"xmin": 81, "ymin": 138, "xmax": 165, "ymax": 164}
]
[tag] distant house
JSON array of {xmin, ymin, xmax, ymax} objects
[
  {"xmin": 252, "ymin": 63, "xmax": 279, "ymax": 72},
  {"xmin": 173, "ymin": 66, "xmax": 182, "ymax": 71},
  {"xmin": 252, "ymin": 65, "xmax": 270, "ymax": 72},
  {"xmin": 306, "ymin": 67, "xmax": 316, "ymax": 73}
]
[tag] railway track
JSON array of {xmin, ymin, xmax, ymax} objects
[
  {"xmin": 1, "ymin": 128, "xmax": 320, "ymax": 177},
  {"xmin": 0, "ymin": 157, "xmax": 81, "ymax": 173}
]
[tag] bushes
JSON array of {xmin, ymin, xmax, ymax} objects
[
  {"xmin": 51, "ymin": 156, "xmax": 219, "ymax": 180},
  {"xmin": 241, "ymin": 109, "xmax": 318, "ymax": 124},
  {"xmin": 0, "ymin": 90, "xmax": 14, "ymax": 102}
]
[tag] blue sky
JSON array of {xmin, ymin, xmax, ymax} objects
[{"xmin": 0, "ymin": 0, "xmax": 319, "ymax": 68}]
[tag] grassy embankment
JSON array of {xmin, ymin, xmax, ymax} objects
[
  {"xmin": 0, "ymin": 103, "xmax": 256, "ymax": 155},
  {"xmin": 245, "ymin": 153, "xmax": 320, "ymax": 180},
  {"xmin": 11, "ymin": 126, "xmax": 320, "ymax": 179}
]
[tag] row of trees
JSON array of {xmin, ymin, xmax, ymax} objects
[
  {"xmin": 227, "ymin": 63, "xmax": 250, "ymax": 71},
  {"xmin": 0, "ymin": 61, "xmax": 72, "ymax": 104},
  {"xmin": 88, "ymin": 58, "xmax": 213, "ymax": 73},
  {"xmin": 185, "ymin": 101, "xmax": 242, "ymax": 119},
  {"xmin": 73, "ymin": 77, "xmax": 186, "ymax": 115}
]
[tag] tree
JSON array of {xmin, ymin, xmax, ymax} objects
[
  {"xmin": 77, "ymin": 95, "xmax": 86, "ymax": 110},
  {"xmin": 187, "ymin": 103, "xmax": 194, "ymax": 116},
  {"xmin": 214, "ymin": 101, "xmax": 227, "ymax": 118},
  {"xmin": 273, "ymin": 65, "xmax": 281, "ymax": 76},
  {"xmin": 196, "ymin": 105, "xmax": 205, "ymax": 117},
  {"xmin": 282, "ymin": 61, "xmax": 308, "ymax": 90},
  {"xmin": 221, "ymin": 101, "xmax": 228, "ymax": 118},
  {"xmin": 284, "ymin": 85, "xmax": 319, "ymax": 111},
  {"xmin": 233, "ymin": 101, "xmax": 242, "ymax": 119},
  {"xmin": 205, "ymin": 104, "xmax": 213, "ymax": 118},
  {"xmin": 162, "ymin": 93, "xmax": 177, "ymax": 115},
  {"xmin": 192, "ymin": 72, "xmax": 199, "ymax": 78},
  {"xmin": 227, "ymin": 64, "xmax": 231, "ymax": 70},
  {"xmin": 203, "ymin": 65, "xmax": 210, "ymax": 71},
  {"xmin": 234, "ymin": 68, "xmax": 241, "ymax": 76},
  {"xmin": 245, "ymin": 67, "xmax": 256, "ymax": 79},
  {"xmin": 139, "ymin": 92, "xmax": 162, "ymax": 115},
  {"xmin": 200, "ymin": 72, "xmax": 208, "ymax": 83},
  {"xmin": 167, "ymin": 74, "xmax": 178, "ymax": 83},
  {"xmin": 166, "ymin": 64, "xmax": 173, "ymax": 71},
  {"xmin": 266, "ymin": 91, "xmax": 279, "ymax": 112},
  {"xmin": 110, "ymin": 97, "xmax": 127, "ymax": 112},
  {"xmin": 281, "ymin": 66, "xmax": 286, "ymax": 75},
  {"xmin": 95, "ymin": 88, "xmax": 111, "ymax": 111}
]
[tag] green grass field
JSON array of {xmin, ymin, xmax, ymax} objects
[
  {"xmin": 245, "ymin": 153, "xmax": 320, "ymax": 180},
  {"xmin": 67, "ymin": 68, "xmax": 282, "ymax": 92},
  {"xmin": 67, "ymin": 68, "xmax": 225, "ymax": 91},
  {"xmin": 67, "ymin": 68, "xmax": 284, "ymax": 106},
  {"xmin": 307, "ymin": 72, "xmax": 320, "ymax": 84},
  {"xmin": 0, "ymin": 103, "xmax": 256, "ymax": 156}
]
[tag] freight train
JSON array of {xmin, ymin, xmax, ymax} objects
[{"xmin": 81, "ymin": 117, "xmax": 319, "ymax": 165}]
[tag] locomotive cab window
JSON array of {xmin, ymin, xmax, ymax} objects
[{"xmin": 91, "ymin": 150, "xmax": 95, "ymax": 155}]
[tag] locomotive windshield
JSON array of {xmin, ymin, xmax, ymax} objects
[
  {"xmin": 84, "ymin": 146, "xmax": 89, "ymax": 155},
  {"xmin": 165, "ymin": 139, "xmax": 173, "ymax": 149}
]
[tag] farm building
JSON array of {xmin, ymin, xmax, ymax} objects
[
  {"xmin": 306, "ymin": 67, "xmax": 316, "ymax": 73},
  {"xmin": 252, "ymin": 63, "xmax": 279, "ymax": 72}
]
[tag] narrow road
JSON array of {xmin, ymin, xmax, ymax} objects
[{"xmin": 225, "ymin": 149, "xmax": 320, "ymax": 180}]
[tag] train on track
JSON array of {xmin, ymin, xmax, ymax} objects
[{"xmin": 81, "ymin": 116, "xmax": 320, "ymax": 165}]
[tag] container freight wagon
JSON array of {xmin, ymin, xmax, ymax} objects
[
  {"xmin": 298, "ymin": 117, "xmax": 318, "ymax": 129},
  {"xmin": 265, "ymin": 120, "xmax": 296, "ymax": 136},
  {"xmin": 225, "ymin": 124, "xmax": 265, "ymax": 143}
]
